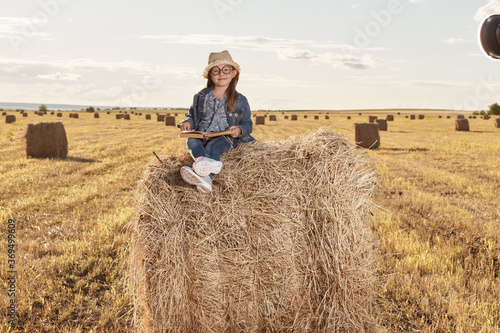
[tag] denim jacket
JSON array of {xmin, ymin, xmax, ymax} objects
[{"xmin": 181, "ymin": 86, "xmax": 256, "ymax": 144}]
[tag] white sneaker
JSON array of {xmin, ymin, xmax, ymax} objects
[
  {"xmin": 180, "ymin": 166, "xmax": 212, "ymax": 193},
  {"xmin": 193, "ymin": 156, "xmax": 223, "ymax": 177}
]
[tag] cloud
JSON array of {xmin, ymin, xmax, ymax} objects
[
  {"xmin": 445, "ymin": 38, "xmax": 466, "ymax": 44},
  {"xmin": 36, "ymin": 72, "xmax": 82, "ymax": 81},
  {"xmin": 0, "ymin": 17, "xmax": 49, "ymax": 39},
  {"xmin": 475, "ymin": 0, "xmax": 500, "ymax": 21},
  {"xmin": 141, "ymin": 34, "xmax": 380, "ymax": 70}
]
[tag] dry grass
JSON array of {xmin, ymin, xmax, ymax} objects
[{"xmin": 0, "ymin": 110, "xmax": 499, "ymax": 332}]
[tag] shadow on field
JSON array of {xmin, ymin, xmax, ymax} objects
[
  {"xmin": 59, "ymin": 156, "xmax": 97, "ymax": 163},
  {"xmin": 379, "ymin": 148, "xmax": 428, "ymax": 152}
]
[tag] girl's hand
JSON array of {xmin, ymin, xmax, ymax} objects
[
  {"xmin": 180, "ymin": 121, "xmax": 191, "ymax": 131},
  {"xmin": 229, "ymin": 126, "xmax": 241, "ymax": 138}
]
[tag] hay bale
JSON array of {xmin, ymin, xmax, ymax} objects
[
  {"xmin": 123, "ymin": 114, "xmax": 131, "ymax": 120},
  {"xmin": 94, "ymin": 113, "xmax": 99, "ymax": 118},
  {"xmin": 157, "ymin": 115, "xmax": 165, "ymax": 122},
  {"xmin": 2, "ymin": 112, "xmax": 6, "ymax": 116},
  {"xmin": 130, "ymin": 129, "xmax": 380, "ymax": 333},
  {"xmin": 269, "ymin": 115, "xmax": 277, "ymax": 121},
  {"xmin": 24, "ymin": 122, "xmax": 68, "ymax": 158},
  {"xmin": 410, "ymin": 114, "xmax": 416, "ymax": 120},
  {"xmin": 447, "ymin": 116, "xmax": 451, "ymax": 119},
  {"xmin": 291, "ymin": 115, "xmax": 298, "ymax": 121},
  {"xmin": 418, "ymin": 114, "xmax": 425, "ymax": 120},
  {"xmin": 284, "ymin": 115, "xmax": 289, "ymax": 119},
  {"xmin": 455, "ymin": 118, "xmax": 469, "ymax": 131},
  {"xmin": 165, "ymin": 116, "xmax": 176, "ymax": 126},
  {"xmin": 57, "ymin": 113, "xmax": 62, "ymax": 117},
  {"xmin": 5, "ymin": 115, "xmax": 16, "ymax": 124},
  {"xmin": 368, "ymin": 116, "xmax": 377, "ymax": 123},
  {"xmin": 73, "ymin": 113, "xmax": 79, "ymax": 119},
  {"xmin": 495, "ymin": 118, "xmax": 500, "ymax": 128},
  {"xmin": 386, "ymin": 115, "xmax": 394, "ymax": 121},
  {"xmin": 145, "ymin": 114, "xmax": 151, "ymax": 120},
  {"xmin": 376, "ymin": 119, "xmax": 388, "ymax": 131},
  {"xmin": 354, "ymin": 123, "xmax": 380, "ymax": 149},
  {"xmin": 23, "ymin": 113, "xmax": 28, "ymax": 118},
  {"xmin": 347, "ymin": 116, "xmax": 351, "ymax": 120},
  {"xmin": 304, "ymin": 115, "xmax": 308, "ymax": 118},
  {"xmin": 50, "ymin": 111, "xmax": 55, "ymax": 115},
  {"xmin": 484, "ymin": 115, "xmax": 490, "ymax": 120},
  {"xmin": 116, "ymin": 114, "xmax": 123, "ymax": 120},
  {"xmin": 255, "ymin": 116, "xmax": 265, "ymax": 125},
  {"xmin": 314, "ymin": 115, "xmax": 319, "ymax": 120},
  {"xmin": 457, "ymin": 115, "xmax": 465, "ymax": 119},
  {"xmin": 325, "ymin": 115, "xmax": 329, "ymax": 120},
  {"xmin": 438, "ymin": 115, "xmax": 442, "ymax": 119}
]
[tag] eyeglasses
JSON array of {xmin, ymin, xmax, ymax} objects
[{"xmin": 210, "ymin": 65, "xmax": 233, "ymax": 76}]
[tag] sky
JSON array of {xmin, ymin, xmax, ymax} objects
[{"xmin": 1, "ymin": 0, "xmax": 500, "ymax": 111}]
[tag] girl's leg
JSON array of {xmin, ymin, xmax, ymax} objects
[
  {"xmin": 186, "ymin": 138, "xmax": 209, "ymax": 161},
  {"xmin": 204, "ymin": 136, "xmax": 238, "ymax": 161}
]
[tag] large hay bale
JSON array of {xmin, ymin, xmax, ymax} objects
[
  {"xmin": 164, "ymin": 116, "xmax": 176, "ymax": 126},
  {"xmin": 255, "ymin": 116, "xmax": 265, "ymax": 125},
  {"xmin": 269, "ymin": 115, "xmax": 277, "ymax": 121},
  {"xmin": 495, "ymin": 118, "xmax": 500, "ymax": 128},
  {"xmin": 354, "ymin": 123, "xmax": 380, "ymax": 149},
  {"xmin": 368, "ymin": 116, "xmax": 377, "ymax": 123},
  {"xmin": 24, "ymin": 122, "xmax": 68, "ymax": 158},
  {"xmin": 291, "ymin": 115, "xmax": 298, "ymax": 121},
  {"xmin": 455, "ymin": 118, "xmax": 469, "ymax": 131},
  {"xmin": 376, "ymin": 119, "xmax": 388, "ymax": 131},
  {"xmin": 5, "ymin": 115, "xmax": 16, "ymax": 123},
  {"xmin": 130, "ymin": 129, "xmax": 380, "ymax": 332}
]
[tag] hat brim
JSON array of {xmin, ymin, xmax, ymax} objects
[{"xmin": 203, "ymin": 60, "xmax": 241, "ymax": 78}]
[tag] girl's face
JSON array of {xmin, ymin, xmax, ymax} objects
[{"xmin": 210, "ymin": 64, "xmax": 238, "ymax": 88}]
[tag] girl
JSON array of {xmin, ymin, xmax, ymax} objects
[{"xmin": 179, "ymin": 50, "xmax": 255, "ymax": 194}]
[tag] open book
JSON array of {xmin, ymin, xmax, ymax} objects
[{"xmin": 179, "ymin": 129, "xmax": 233, "ymax": 139}]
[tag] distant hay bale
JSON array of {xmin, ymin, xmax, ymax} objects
[
  {"xmin": 438, "ymin": 115, "xmax": 442, "ymax": 118},
  {"xmin": 123, "ymin": 114, "xmax": 131, "ymax": 120},
  {"xmin": 57, "ymin": 113, "xmax": 62, "ymax": 117},
  {"xmin": 94, "ymin": 113, "xmax": 99, "ymax": 118},
  {"xmin": 291, "ymin": 115, "xmax": 298, "ymax": 121},
  {"xmin": 130, "ymin": 129, "xmax": 381, "ymax": 333},
  {"xmin": 368, "ymin": 116, "xmax": 377, "ymax": 123},
  {"xmin": 255, "ymin": 116, "xmax": 265, "ymax": 125},
  {"xmin": 23, "ymin": 113, "xmax": 28, "ymax": 118},
  {"xmin": 495, "ymin": 118, "xmax": 500, "ymax": 128},
  {"xmin": 410, "ymin": 114, "xmax": 416, "ymax": 120},
  {"xmin": 347, "ymin": 116, "xmax": 351, "ymax": 120},
  {"xmin": 24, "ymin": 122, "xmax": 68, "ymax": 158},
  {"xmin": 73, "ymin": 113, "xmax": 79, "ymax": 119},
  {"xmin": 418, "ymin": 115, "xmax": 425, "ymax": 120},
  {"xmin": 5, "ymin": 115, "xmax": 16, "ymax": 124},
  {"xmin": 455, "ymin": 118, "xmax": 469, "ymax": 131},
  {"xmin": 107, "ymin": 111, "xmax": 110, "ymax": 114},
  {"xmin": 405, "ymin": 115, "xmax": 408, "ymax": 118},
  {"xmin": 304, "ymin": 115, "xmax": 307, "ymax": 118},
  {"xmin": 2, "ymin": 112, "xmax": 6, "ymax": 116},
  {"xmin": 284, "ymin": 115, "xmax": 289, "ymax": 119},
  {"xmin": 314, "ymin": 115, "xmax": 319, "ymax": 120},
  {"xmin": 447, "ymin": 116, "xmax": 451, "ymax": 119},
  {"xmin": 325, "ymin": 115, "xmax": 330, "ymax": 119},
  {"xmin": 483, "ymin": 115, "xmax": 490, "ymax": 120},
  {"xmin": 157, "ymin": 115, "xmax": 165, "ymax": 122},
  {"xmin": 359, "ymin": 113, "xmax": 362, "ymax": 116},
  {"xmin": 165, "ymin": 116, "xmax": 176, "ymax": 126},
  {"xmin": 116, "ymin": 114, "xmax": 123, "ymax": 120},
  {"xmin": 145, "ymin": 114, "xmax": 151, "ymax": 120},
  {"xmin": 269, "ymin": 115, "xmax": 277, "ymax": 121},
  {"xmin": 386, "ymin": 115, "xmax": 394, "ymax": 121},
  {"xmin": 354, "ymin": 123, "xmax": 380, "ymax": 149},
  {"xmin": 376, "ymin": 119, "xmax": 388, "ymax": 131},
  {"xmin": 50, "ymin": 111, "xmax": 55, "ymax": 115}
]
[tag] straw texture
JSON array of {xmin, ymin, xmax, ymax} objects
[{"xmin": 129, "ymin": 128, "xmax": 381, "ymax": 333}]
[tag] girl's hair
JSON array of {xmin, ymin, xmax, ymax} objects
[{"xmin": 206, "ymin": 68, "xmax": 239, "ymax": 110}]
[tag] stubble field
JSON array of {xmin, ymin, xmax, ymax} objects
[{"xmin": 0, "ymin": 109, "xmax": 499, "ymax": 332}]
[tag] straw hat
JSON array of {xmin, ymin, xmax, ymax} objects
[{"xmin": 203, "ymin": 50, "xmax": 241, "ymax": 78}]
